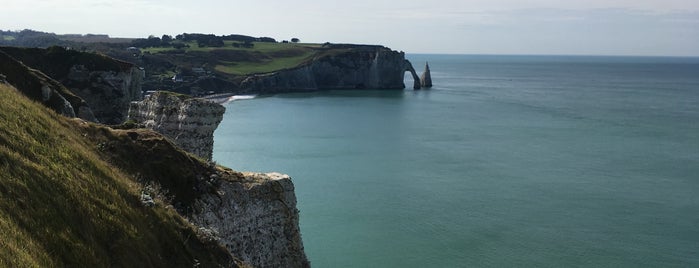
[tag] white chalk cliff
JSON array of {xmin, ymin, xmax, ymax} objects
[
  {"xmin": 127, "ymin": 91, "xmax": 225, "ymax": 160},
  {"xmin": 191, "ymin": 171, "xmax": 309, "ymax": 267}
]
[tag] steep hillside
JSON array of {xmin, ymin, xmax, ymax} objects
[{"xmin": 0, "ymin": 83, "xmax": 236, "ymax": 267}]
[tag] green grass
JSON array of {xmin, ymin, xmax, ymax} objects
[
  {"xmin": 1, "ymin": 35, "xmax": 15, "ymax": 41},
  {"xmin": 214, "ymin": 52, "xmax": 314, "ymax": 75},
  {"xmin": 143, "ymin": 41, "xmax": 320, "ymax": 75},
  {"xmin": 142, "ymin": 41, "xmax": 318, "ymax": 54},
  {"xmin": 0, "ymin": 84, "xmax": 234, "ymax": 267}
]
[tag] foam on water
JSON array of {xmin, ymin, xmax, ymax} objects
[{"xmin": 220, "ymin": 95, "xmax": 257, "ymax": 104}]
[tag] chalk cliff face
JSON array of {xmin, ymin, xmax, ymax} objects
[
  {"xmin": 191, "ymin": 171, "xmax": 309, "ymax": 268},
  {"xmin": 125, "ymin": 92, "xmax": 309, "ymax": 267},
  {"xmin": 241, "ymin": 45, "xmax": 421, "ymax": 92},
  {"xmin": 127, "ymin": 91, "xmax": 225, "ymax": 160},
  {"xmin": 65, "ymin": 64, "xmax": 144, "ymax": 124}
]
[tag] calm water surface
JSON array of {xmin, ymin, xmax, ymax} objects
[{"xmin": 213, "ymin": 54, "xmax": 699, "ymax": 267}]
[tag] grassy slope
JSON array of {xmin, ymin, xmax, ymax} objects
[
  {"xmin": 143, "ymin": 41, "xmax": 320, "ymax": 75},
  {"xmin": 0, "ymin": 84, "xmax": 234, "ymax": 267}
]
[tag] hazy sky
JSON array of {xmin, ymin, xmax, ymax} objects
[{"xmin": 3, "ymin": 0, "xmax": 699, "ymax": 56}]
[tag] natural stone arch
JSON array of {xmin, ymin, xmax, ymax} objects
[{"xmin": 403, "ymin": 60, "xmax": 421, "ymax": 90}]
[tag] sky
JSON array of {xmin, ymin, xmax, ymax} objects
[{"xmin": 2, "ymin": 0, "xmax": 699, "ymax": 56}]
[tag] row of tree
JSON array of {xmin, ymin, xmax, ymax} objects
[{"xmin": 0, "ymin": 29, "xmax": 70, "ymax": 48}]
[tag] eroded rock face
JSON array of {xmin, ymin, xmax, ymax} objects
[
  {"xmin": 127, "ymin": 91, "xmax": 225, "ymax": 160},
  {"xmin": 241, "ymin": 45, "xmax": 421, "ymax": 92},
  {"xmin": 191, "ymin": 172, "xmax": 309, "ymax": 268},
  {"xmin": 66, "ymin": 65, "xmax": 144, "ymax": 124}
]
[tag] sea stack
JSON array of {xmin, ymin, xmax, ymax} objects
[{"xmin": 420, "ymin": 62, "xmax": 433, "ymax": 88}]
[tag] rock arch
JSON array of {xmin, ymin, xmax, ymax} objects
[{"xmin": 404, "ymin": 60, "xmax": 421, "ymax": 90}]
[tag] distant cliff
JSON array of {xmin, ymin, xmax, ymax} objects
[
  {"xmin": 127, "ymin": 91, "xmax": 225, "ymax": 161},
  {"xmin": 240, "ymin": 45, "xmax": 421, "ymax": 92},
  {"xmin": 1, "ymin": 46, "xmax": 143, "ymax": 124}
]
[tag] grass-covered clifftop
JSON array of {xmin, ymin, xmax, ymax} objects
[
  {"xmin": 142, "ymin": 41, "xmax": 320, "ymax": 76},
  {"xmin": 0, "ymin": 83, "xmax": 235, "ymax": 267}
]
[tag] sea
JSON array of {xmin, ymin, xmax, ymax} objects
[{"xmin": 213, "ymin": 54, "xmax": 699, "ymax": 267}]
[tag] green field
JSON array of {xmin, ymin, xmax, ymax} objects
[
  {"xmin": 214, "ymin": 52, "xmax": 314, "ymax": 75},
  {"xmin": 143, "ymin": 41, "xmax": 321, "ymax": 75}
]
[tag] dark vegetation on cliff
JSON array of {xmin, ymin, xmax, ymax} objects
[
  {"xmin": 0, "ymin": 46, "xmax": 132, "ymax": 78},
  {"xmin": 0, "ymin": 77, "xmax": 239, "ymax": 266}
]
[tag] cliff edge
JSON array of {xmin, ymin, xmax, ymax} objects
[
  {"xmin": 127, "ymin": 91, "xmax": 225, "ymax": 161},
  {"xmin": 85, "ymin": 124, "xmax": 309, "ymax": 267},
  {"xmin": 191, "ymin": 171, "xmax": 310, "ymax": 267}
]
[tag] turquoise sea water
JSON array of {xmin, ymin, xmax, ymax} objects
[{"xmin": 213, "ymin": 55, "xmax": 699, "ymax": 267}]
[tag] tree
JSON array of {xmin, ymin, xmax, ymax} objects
[
  {"xmin": 241, "ymin": 41, "xmax": 254, "ymax": 48},
  {"xmin": 172, "ymin": 42, "xmax": 188, "ymax": 49},
  {"xmin": 291, "ymin": 38, "xmax": 300, "ymax": 43},
  {"xmin": 161, "ymin": 34, "xmax": 173, "ymax": 42}
]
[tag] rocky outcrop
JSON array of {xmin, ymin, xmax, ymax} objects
[
  {"xmin": 65, "ymin": 64, "xmax": 144, "ymax": 124},
  {"xmin": 0, "ymin": 49, "xmax": 95, "ymax": 119},
  {"xmin": 191, "ymin": 171, "xmax": 309, "ymax": 268},
  {"xmin": 420, "ymin": 62, "xmax": 432, "ymax": 88},
  {"xmin": 240, "ymin": 45, "xmax": 421, "ymax": 92},
  {"xmin": 1, "ymin": 46, "xmax": 143, "ymax": 124},
  {"xmin": 127, "ymin": 91, "xmax": 225, "ymax": 160}
]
